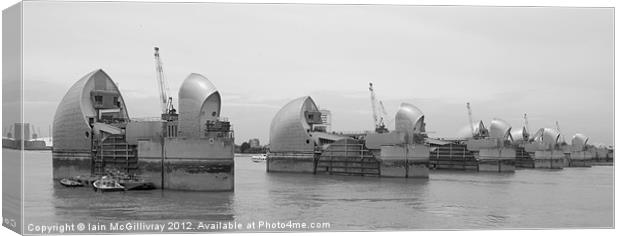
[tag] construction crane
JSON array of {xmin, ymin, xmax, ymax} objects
[
  {"xmin": 154, "ymin": 47, "xmax": 177, "ymax": 121},
  {"xmin": 466, "ymin": 102, "xmax": 475, "ymax": 138},
  {"xmin": 369, "ymin": 82, "xmax": 389, "ymax": 133},
  {"xmin": 522, "ymin": 113, "xmax": 530, "ymax": 141},
  {"xmin": 379, "ymin": 101, "xmax": 394, "ymax": 126},
  {"xmin": 555, "ymin": 121, "xmax": 566, "ymax": 144}
]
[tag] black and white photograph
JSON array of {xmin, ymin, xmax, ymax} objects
[{"xmin": 0, "ymin": 0, "xmax": 615, "ymax": 234}]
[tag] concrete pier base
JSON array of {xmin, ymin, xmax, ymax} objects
[
  {"xmin": 167, "ymin": 159, "xmax": 233, "ymax": 191},
  {"xmin": 138, "ymin": 158, "xmax": 234, "ymax": 191},
  {"xmin": 407, "ymin": 162, "xmax": 429, "ymax": 178},
  {"xmin": 430, "ymin": 161, "xmax": 479, "ymax": 171},
  {"xmin": 522, "ymin": 144, "xmax": 569, "ymax": 169},
  {"xmin": 266, "ymin": 153, "xmax": 315, "ymax": 173},
  {"xmin": 428, "ymin": 143, "xmax": 479, "ymax": 171},
  {"xmin": 476, "ymin": 148, "xmax": 516, "ymax": 172},
  {"xmin": 134, "ymin": 138, "xmax": 235, "ymax": 191},
  {"xmin": 379, "ymin": 160, "xmax": 429, "ymax": 178},
  {"xmin": 53, "ymin": 152, "xmax": 234, "ymax": 191},
  {"xmin": 532, "ymin": 150, "xmax": 565, "ymax": 169},
  {"xmin": 533, "ymin": 158, "xmax": 565, "ymax": 169},
  {"xmin": 515, "ymin": 158, "xmax": 535, "ymax": 168},
  {"xmin": 379, "ymin": 160, "xmax": 405, "ymax": 177},
  {"xmin": 52, "ymin": 151, "xmax": 92, "ymax": 180},
  {"xmin": 567, "ymin": 159, "xmax": 592, "ymax": 167},
  {"xmin": 377, "ymin": 144, "xmax": 429, "ymax": 178},
  {"xmin": 566, "ymin": 151, "xmax": 593, "ymax": 167},
  {"xmin": 478, "ymin": 160, "xmax": 516, "ymax": 172}
]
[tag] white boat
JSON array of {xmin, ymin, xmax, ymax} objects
[
  {"xmin": 59, "ymin": 178, "xmax": 84, "ymax": 187},
  {"xmin": 93, "ymin": 177, "xmax": 125, "ymax": 192},
  {"xmin": 251, "ymin": 154, "xmax": 267, "ymax": 162}
]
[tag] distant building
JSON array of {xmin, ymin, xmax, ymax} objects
[
  {"xmin": 249, "ymin": 138, "xmax": 260, "ymax": 148},
  {"xmin": 314, "ymin": 109, "xmax": 332, "ymax": 132},
  {"xmin": 2, "ymin": 123, "xmax": 49, "ymax": 150},
  {"xmin": 14, "ymin": 123, "xmax": 31, "ymax": 140}
]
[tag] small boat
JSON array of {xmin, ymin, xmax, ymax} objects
[
  {"xmin": 59, "ymin": 178, "xmax": 84, "ymax": 187},
  {"xmin": 251, "ymin": 154, "xmax": 267, "ymax": 162},
  {"xmin": 93, "ymin": 177, "xmax": 125, "ymax": 192}
]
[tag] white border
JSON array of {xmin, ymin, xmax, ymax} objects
[{"xmin": 0, "ymin": 1, "xmax": 616, "ymax": 236}]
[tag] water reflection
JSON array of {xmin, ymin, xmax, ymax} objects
[
  {"xmin": 52, "ymin": 183, "xmax": 236, "ymax": 222},
  {"xmin": 16, "ymin": 150, "xmax": 614, "ymax": 231}
]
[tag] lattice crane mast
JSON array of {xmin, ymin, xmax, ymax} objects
[
  {"xmin": 369, "ymin": 82, "xmax": 388, "ymax": 133},
  {"xmin": 154, "ymin": 47, "xmax": 176, "ymax": 121}
]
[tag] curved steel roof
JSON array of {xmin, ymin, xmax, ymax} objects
[
  {"xmin": 178, "ymin": 73, "xmax": 220, "ymax": 115},
  {"xmin": 459, "ymin": 120, "xmax": 487, "ymax": 139},
  {"xmin": 532, "ymin": 128, "xmax": 561, "ymax": 145},
  {"xmin": 510, "ymin": 126, "xmax": 529, "ymax": 142},
  {"xmin": 269, "ymin": 96, "xmax": 319, "ymax": 152},
  {"xmin": 395, "ymin": 103, "xmax": 425, "ymax": 142},
  {"xmin": 53, "ymin": 69, "xmax": 129, "ymax": 151},
  {"xmin": 571, "ymin": 133, "xmax": 589, "ymax": 148},
  {"xmin": 177, "ymin": 73, "xmax": 221, "ymax": 138},
  {"xmin": 489, "ymin": 118, "xmax": 512, "ymax": 141}
]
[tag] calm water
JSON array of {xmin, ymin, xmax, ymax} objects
[{"xmin": 9, "ymin": 150, "xmax": 614, "ymax": 232}]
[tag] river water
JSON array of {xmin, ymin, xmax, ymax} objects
[{"xmin": 6, "ymin": 150, "xmax": 614, "ymax": 233}]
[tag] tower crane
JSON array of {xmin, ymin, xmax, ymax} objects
[
  {"xmin": 154, "ymin": 47, "xmax": 177, "ymax": 121},
  {"xmin": 369, "ymin": 82, "xmax": 389, "ymax": 133}
]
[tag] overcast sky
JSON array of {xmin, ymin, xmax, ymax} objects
[{"xmin": 14, "ymin": 1, "xmax": 613, "ymax": 145}]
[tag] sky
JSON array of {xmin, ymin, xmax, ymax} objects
[{"xmin": 12, "ymin": 1, "xmax": 614, "ymax": 145}]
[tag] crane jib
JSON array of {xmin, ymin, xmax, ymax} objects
[{"xmin": 154, "ymin": 47, "xmax": 171, "ymax": 115}]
